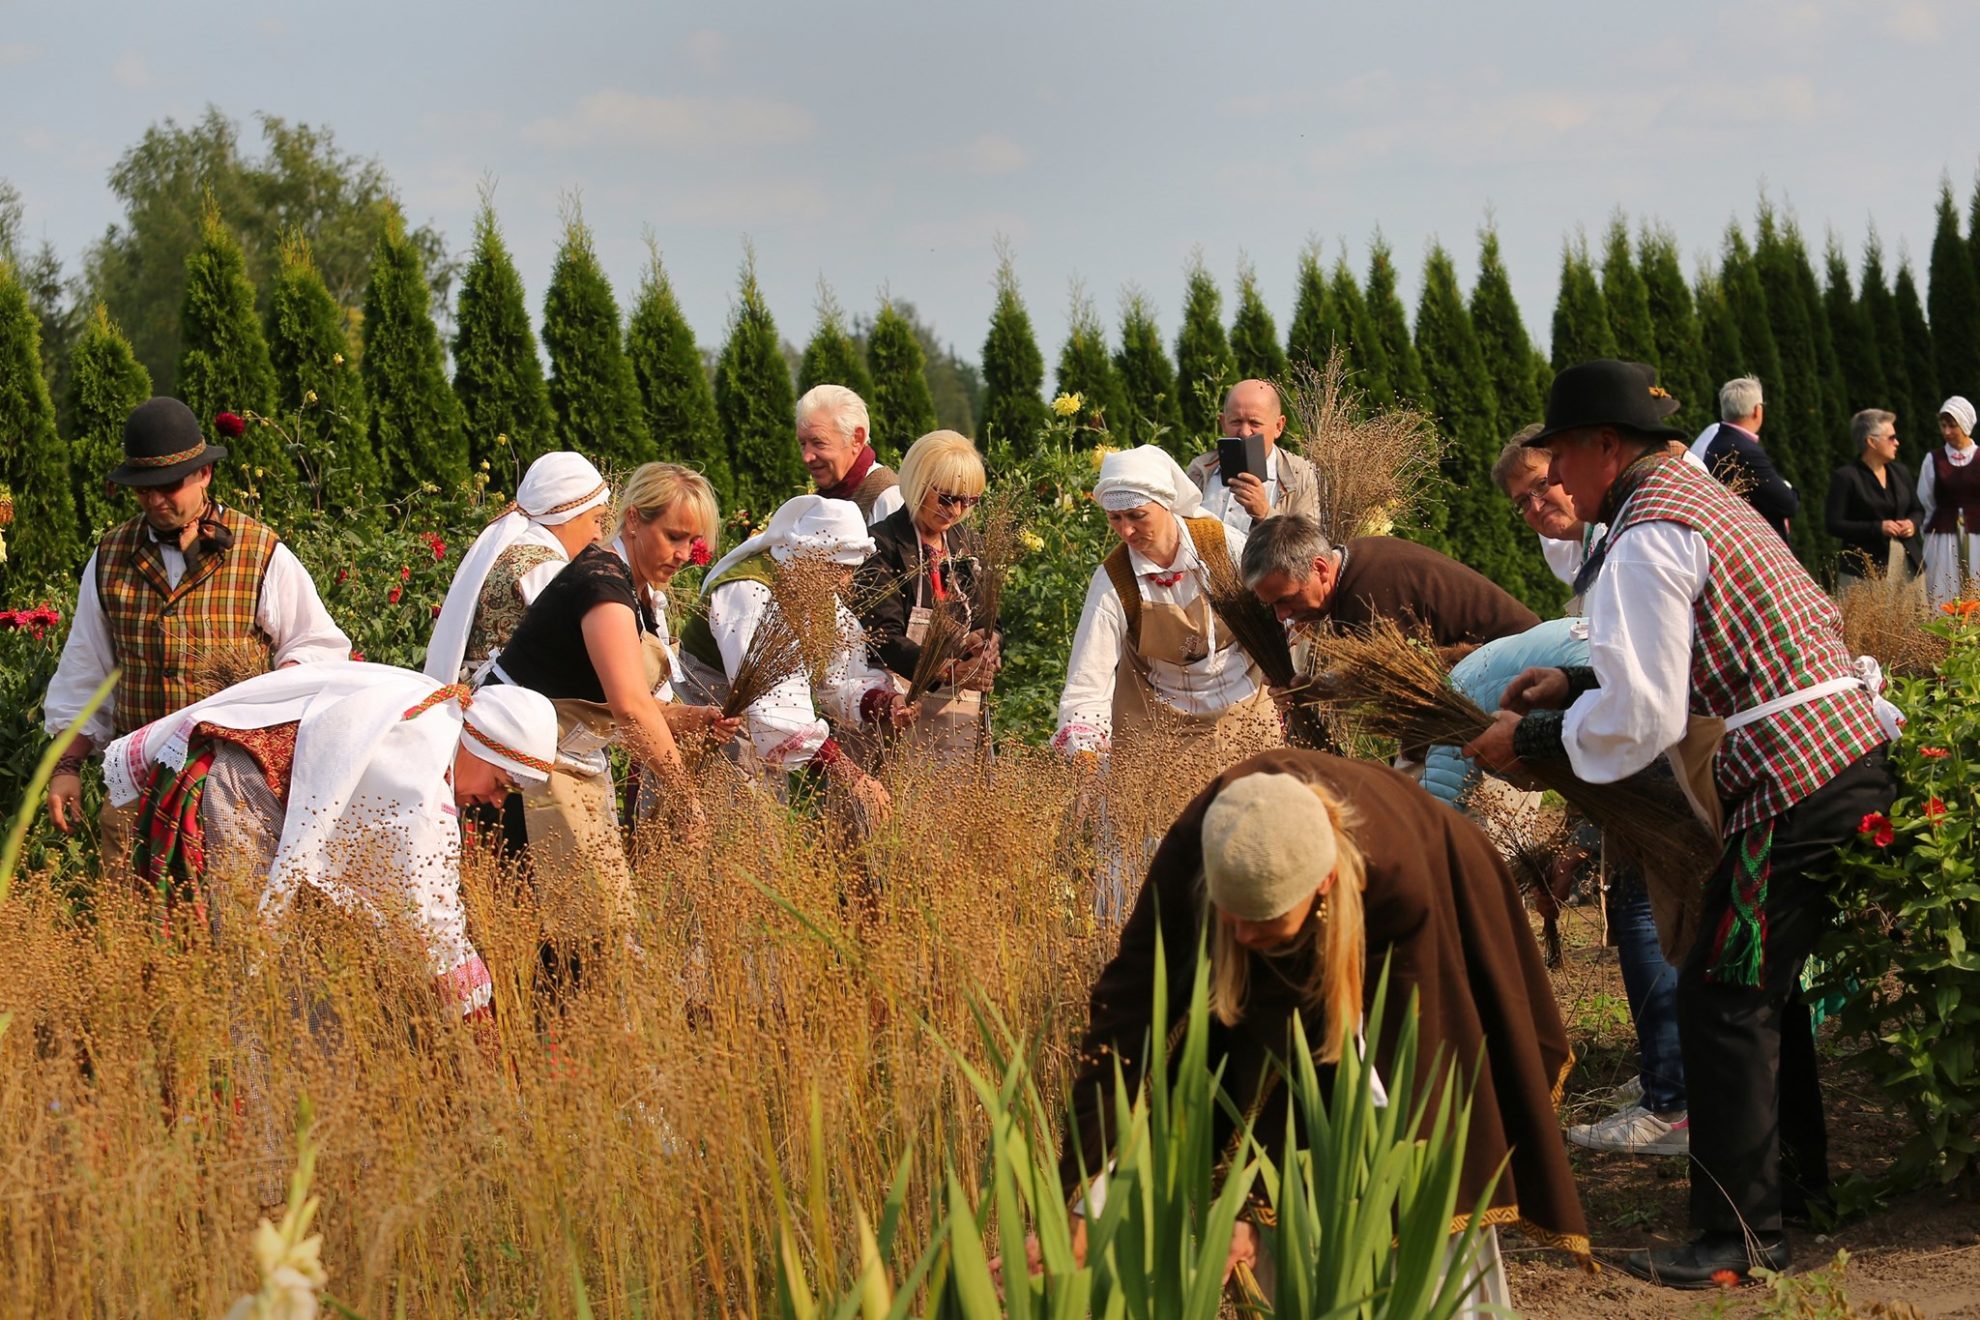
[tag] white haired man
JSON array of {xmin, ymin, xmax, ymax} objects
[
  {"xmin": 1692, "ymin": 376, "xmax": 1796, "ymax": 543},
  {"xmin": 797, "ymin": 384, "xmax": 904, "ymax": 524}
]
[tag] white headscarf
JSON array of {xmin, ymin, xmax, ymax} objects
[
  {"xmin": 1093, "ymin": 445, "xmax": 1204, "ymax": 517},
  {"xmin": 423, "ymin": 453, "xmax": 610, "ymax": 681},
  {"xmin": 701, "ymin": 493, "xmax": 875, "ymax": 588},
  {"xmin": 1942, "ymin": 396, "xmax": 1977, "ymax": 438}
]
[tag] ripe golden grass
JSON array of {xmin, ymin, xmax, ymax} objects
[{"xmin": 0, "ymin": 728, "xmax": 1266, "ymax": 1316}]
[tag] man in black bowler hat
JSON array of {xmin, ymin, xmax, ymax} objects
[
  {"xmin": 1466, "ymin": 360, "xmax": 1897, "ymax": 1289},
  {"xmin": 42, "ymin": 397, "xmax": 348, "ymax": 847}
]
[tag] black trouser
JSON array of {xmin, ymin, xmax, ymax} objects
[{"xmin": 1680, "ymin": 747, "xmax": 1893, "ymax": 1236}]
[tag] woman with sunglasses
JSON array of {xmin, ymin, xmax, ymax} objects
[{"xmin": 855, "ymin": 430, "xmax": 1001, "ymax": 759}]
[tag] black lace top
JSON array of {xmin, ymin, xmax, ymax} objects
[{"xmin": 489, "ymin": 543, "xmax": 654, "ymax": 703}]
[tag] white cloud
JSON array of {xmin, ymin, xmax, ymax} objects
[
  {"xmin": 1889, "ymin": 2, "xmax": 1942, "ymax": 41},
  {"xmin": 111, "ymin": 52, "xmax": 151, "ymax": 89},
  {"xmin": 522, "ymin": 90, "xmax": 814, "ymax": 151},
  {"xmin": 658, "ymin": 181, "xmax": 829, "ymax": 227},
  {"xmin": 901, "ymin": 212, "xmax": 1031, "ymax": 250},
  {"xmin": 966, "ymin": 133, "xmax": 1028, "ymax": 175},
  {"xmin": 257, "ymin": 17, "xmax": 286, "ymax": 37},
  {"xmin": 18, "ymin": 126, "xmax": 55, "ymax": 153},
  {"xmin": 687, "ymin": 28, "xmax": 727, "ymax": 73},
  {"xmin": 0, "ymin": 43, "xmax": 39, "ymax": 66}
]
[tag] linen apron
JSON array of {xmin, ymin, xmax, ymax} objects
[
  {"xmin": 891, "ymin": 565, "xmax": 985, "ymax": 761},
  {"xmin": 1109, "ymin": 590, "xmax": 1277, "ymax": 758}
]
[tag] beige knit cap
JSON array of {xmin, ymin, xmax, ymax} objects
[{"xmin": 1200, "ymin": 772, "xmax": 1339, "ymax": 921}]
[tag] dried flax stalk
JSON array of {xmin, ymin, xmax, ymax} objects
[
  {"xmin": 1202, "ymin": 546, "xmax": 1296, "ymax": 688},
  {"xmin": 1282, "ymin": 349, "xmax": 1444, "ymax": 545}
]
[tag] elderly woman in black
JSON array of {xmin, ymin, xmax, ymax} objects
[
  {"xmin": 854, "ymin": 429, "xmax": 1000, "ymax": 758},
  {"xmin": 1826, "ymin": 407, "xmax": 1924, "ymax": 590}
]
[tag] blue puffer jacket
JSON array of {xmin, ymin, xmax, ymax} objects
[{"xmin": 1421, "ymin": 617, "xmax": 1591, "ymax": 811}]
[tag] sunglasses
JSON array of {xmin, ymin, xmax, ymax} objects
[{"xmin": 935, "ymin": 491, "xmax": 982, "ymax": 511}]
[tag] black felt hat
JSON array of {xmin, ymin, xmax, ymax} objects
[
  {"xmin": 107, "ymin": 397, "xmax": 229, "ymax": 487},
  {"xmin": 1523, "ymin": 359, "xmax": 1686, "ymax": 447}
]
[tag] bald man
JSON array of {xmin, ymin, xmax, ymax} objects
[{"xmin": 1184, "ymin": 379, "xmax": 1321, "ymax": 536}]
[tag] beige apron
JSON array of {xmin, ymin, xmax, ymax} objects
[
  {"xmin": 894, "ymin": 586, "xmax": 986, "ymax": 760},
  {"xmin": 1112, "ymin": 592, "xmax": 1278, "ymax": 757},
  {"xmin": 1647, "ymin": 715, "xmax": 1725, "ymax": 963}
]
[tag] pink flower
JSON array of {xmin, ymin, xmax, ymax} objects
[
  {"xmin": 688, "ymin": 536, "xmax": 712, "ymax": 567},
  {"xmin": 1859, "ymin": 812, "xmax": 1895, "ymax": 848},
  {"xmin": 213, "ymin": 411, "xmax": 245, "ymax": 439},
  {"xmin": 388, "ymin": 585, "xmax": 403, "ymax": 605}
]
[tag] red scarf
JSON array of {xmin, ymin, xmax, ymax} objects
[{"xmin": 820, "ymin": 445, "xmax": 879, "ymax": 501}]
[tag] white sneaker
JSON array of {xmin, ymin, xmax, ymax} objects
[
  {"xmin": 1610, "ymin": 1075, "xmax": 1644, "ymax": 1107},
  {"xmin": 1567, "ymin": 1105, "xmax": 1690, "ymax": 1155}
]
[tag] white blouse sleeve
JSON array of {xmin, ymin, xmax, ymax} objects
[
  {"xmin": 813, "ymin": 603, "xmax": 889, "ymax": 728},
  {"xmin": 260, "ymin": 544, "xmax": 353, "ymax": 667},
  {"xmin": 1918, "ymin": 457, "xmax": 1938, "ymax": 524},
  {"xmin": 42, "ymin": 553, "xmax": 118, "ymax": 744},
  {"xmin": 1561, "ymin": 520, "xmax": 1708, "ymax": 783},
  {"xmin": 1053, "ymin": 567, "xmax": 1126, "ymax": 753},
  {"xmin": 708, "ymin": 580, "xmax": 830, "ymax": 768}
]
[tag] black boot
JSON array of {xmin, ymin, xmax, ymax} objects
[{"xmin": 1615, "ymin": 1232, "xmax": 1790, "ymax": 1289}]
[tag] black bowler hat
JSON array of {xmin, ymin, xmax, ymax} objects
[
  {"xmin": 1522, "ymin": 359, "xmax": 1685, "ymax": 447},
  {"xmin": 108, "ymin": 397, "xmax": 230, "ymax": 487}
]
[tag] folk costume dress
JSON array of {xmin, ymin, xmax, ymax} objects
[
  {"xmin": 1916, "ymin": 398, "xmax": 1980, "ymax": 608},
  {"xmin": 1511, "ymin": 450, "xmax": 1899, "ymax": 1239},
  {"xmin": 101, "ymin": 662, "xmax": 557, "ymax": 1016},
  {"xmin": 1061, "ymin": 751, "xmax": 1591, "ymax": 1297},
  {"xmin": 423, "ymin": 452, "xmax": 611, "ymax": 683}
]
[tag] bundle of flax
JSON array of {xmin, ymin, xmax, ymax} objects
[
  {"xmin": 1838, "ymin": 571, "xmax": 1948, "ymax": 678},
  {"xmin": 1471, "ymin": 789, "xmax": 1578, "ymax": 967},
  {"xmin": 1201, "ymin": 543, "xmax": 1296, "ymax": 688},
  {"xmin": 1283, "ymin": 350, "xmax": 1444, "ymax": 545},
  {"xmin": 1305, "ymin": 619, "xmax": 1716, "ymax": 874}
]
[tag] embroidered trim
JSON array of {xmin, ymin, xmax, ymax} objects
[
  {"xmin": 403, "ymin": 683, "xmax": 473, "ymax": 720},
  {"xmin": 462, "ymin": 720, "xmax": 553, "ymax": 775},
  {"xmin": 124, "ymin": 441, "xmax": 211, "ymax": 469}
]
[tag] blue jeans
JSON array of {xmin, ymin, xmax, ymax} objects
[{"xmin": 1611, "ymin": 865, "xmax": 1687, "ymax": 1112}]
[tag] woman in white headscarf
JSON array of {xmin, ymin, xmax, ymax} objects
[
  {"xmin": 104, "ymin": 661, "xmax": 558, "ymax": 1017},
  {"xmin": 1053, "ymin": 445, "xmax": 1277, "ymax": 760},
  {"xmin": 677, "ymin": 494, "xmax": 912, "ymax": 822},
  {"xmin": 1917, "ymin": 396, "xmax": 1980, "ymax": 607},
  {"xmin": 424, "ymin": 452, "xmax": 612, "ymax": 683}
]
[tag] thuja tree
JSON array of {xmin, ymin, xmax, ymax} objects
[
  {"xmin": 1286, "ymin": 240, "xmax": 1342, "ymax": 373},
  {"xmin": 362, "ymin": 210, "xmax": 467, "ymax": 493},
  {"xmin": 1929, "ymin": 180, "xmax": 1980, "ymax": 400},
  {"xmin": 1229, "ymin": 258, "xmax": 1287, "ymax": 383},
  {"xmin": 451, "ymin": 198, "xmax": 553, "ymax": 473},
  {"xmin": 1364, "ymin": 237, "xmax": 1427, "ymax": 404},
  {"xmin": 1895, "ymin": 260, "xmax": 1940, "ymax": 450},
  {"xmin": 797, "ymin": 281, "xmax": 873, "ymax": 400},
  {"xmin": 0, "ymin": 261, "xmax": 78, "ymax": 588},
  {"xmin": 543, "ymin": 207, "xmax": 649, "ymax": 472},
  {"xmin": 1174, "ymin": 251, "xmax": 1235, "ymax": 441},
  {"xmin": 66, "ymin": 304, "xmax": 151, "ymax": 541},
  {"xmin": 1639, "ymin": 223, "xmax": 1709, "ymax": 425},
  {"xmin": 627, "ymin": 244, "xmax": 727, "ymax": 493},
  {"xmin": 1330, "ymin": 257, "xmax": 1393, "ymax": 402},
  {"xmin": 1719, "ymin": 226, "xmax": 1785, "ymax": 412},
  {"xmin": 267, "ymin": 233, "xmax": 374, "ymax": 506},
  {"xmin": 1783, "ymin": 217, "xmax": 1850, "ymax": 469},
  {"xmin": 1824, "ymin": 239, "xmax": 1886, "ymax": 427},
  {"xmin": 1860, "ymin": 234, "xmax": 1913, "ymax": 430},
  {"xmin": 1694, "ymin": 275, "xmax": 1743, "ymax": 399},
  {"xmin": 1469, "ymin": 224, "xmax": 1543, "ymax": 431},
  {"xmin": 1600, "ymin": 215, "xmax": 1657, "ymax": 365},
  {"xmin": 1054, "ymin": 282, "xmax": 1123, "ymax": 443},
  {"xmin": 866, "ymin": 298, "xmax": 938, "ymax": 458},
  {"xmin": 714, "ymin": 247, "xmax": 801, "ymax": 509},
  {"xmin": 1414, "ymin": 246, "xmax": 1509, "ymax": 575},
  {"xmin": 979, "ymin": 240, "xmax": 1049, "ymax": 457},
  {"xmin": 1752, "ymin": 208, "xmax": 1833, "ymax": 568},
  {"xmin": 1114, "ymin": 286, "xmax": 1182, "ymax": 452},
  {"xmin": 177, "ymin": 200, "xmax": 289, "ymax": 504},
  {"xmin": 1550, "ymin": 237, "xmax": 1617, "ymax": 370}
]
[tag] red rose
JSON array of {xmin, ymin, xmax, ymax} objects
[
  {"xmin": 350, "ymin": 650, "xmax": 365, "ymax": 662},
  {"xmin": 213, "ymin": 411, "xmax": 246, "ymax": 439},
  {"xmin": 1926, "ymin": 797, "xmax": 1947, "ymax": 820},
  {"xmin": 1859, "ymin": 812, "xmax": 1894, "ymax": 847},
  {"xmin": 689, "ymin": 536, "xmax": 712, "ymax": 567},
  {"xmin": 400, "ymin": 564, "xmax": 411, "ymax": 581},
  {"xmin": 389, "ymin": 585, "xmax": 403, "ymax": 605},
  {"xmin": 1921, "ymin": 747, "xmax": 1950, "ymax": 759}
]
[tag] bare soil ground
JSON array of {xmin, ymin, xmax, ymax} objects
[{"xmin": 1502, "ymin": 898, "xmax": 1980, "ymax": 1317}]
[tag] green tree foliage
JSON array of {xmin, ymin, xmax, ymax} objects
[
  {"xmin": 542, "ymin": 207, "xmax": 648, "ymax": 473},
  {"xmin": 65, "ymin": 304, "xmax": 151, "ymax": 541},
  {"xmin": 1228, "ymin": 259, "xmax": 1287, "ymax": 383},
  {"xmin": 904, "ymin": 313, "xmax": 981, "ymax": 440},
  {"xmin": 0, "ymin": 261, "xmax": 78, "ymax": 588},
  {"xmin": 1286, "ymin": 240, "xmax": 1342, "ymax": 372},
  {"xmin": 1053, "ymin": 283, "xmax": 1123, "ymax": 443},
  {"xmin": 1174, "ymin": 252, "xmax": 1236, "ymax": 441},
  {"xmin": 1638, "ymin": 224, "xmax": 1709, "ymax": 426},
  {"xmin": 1329, "ymin": 258, "xmax": 1392, "ymax": 401},
  {"xmin": 866, "ymin": 298, "xmax": 938, "ymax": 457},
  {"xmin": 1468, "ymin": 224, "xmax": 1543, "ymax": 429},
  {"xmin": 0, "ymin": 181, "xmax": 83, "ymax": 422},
  {"xmin": 979, "ymin": 241, "xmax": 1049, "ymax": 457},
  {"xmin": 267, "ymin": 234, "xmax": 374, "ymax": 506},
  {"xmin": 85, "ymin": 110, "xmax": 451, "ymax": 394},
  {"xmin": 362, "ymin": 210, "xmax": 467, "ymax": 493},
  {"xmin": 627, "ymin": 244, "xmax": 726, "ymax": 493},
  {"xmin": 1752, "ymin": 207, "xmax": 1834, "ymax": 567},
  {"xmin": 1550, "ymin": 237, "xmax": 1617, "ymax": 369},
  {"xmin": 1860, "ymin": 233, "xmax": 1913, "ymax": 426},
  {"xmin": 715, "ymin": 248, "xmax": 801, "ymax": 508},
  {"xmin": 1113, "ymin": 286, "xmax": 1182, "ymax": 452},
  {"xmin": 176, "ymin": 201, "xmax": 289, "ymax": 506},
  {"xmin": 1894, "ymin": 258, "xmax": 1940, "ymax": 448},
  {"xmin": 451, "ymin": 198, "xmax": 553, "ymax": 473},
  {"xmin": 1364, "ymin": 237, "xmax": 1427, "ymax": 404},
  {"xmin": 1719, "ymin": 226, "xmax": 1786, "ymax": 408},
  {"xmin": 797, "ymin": 280, "xmax": 873, "ymax": 400},
  {"xmin": 1929, "ymin": 180, "xmax": 1980, "ymax": 400},
  {"xmin": 1599, "ymin": 215, "xmax": 1657, "ymax": 364},
  {"xmin": 1693, "ymin": 274, "xmax": 1743, "ymax": 405},
  {"xmin": 1823, "ymin": 238, "xmax": 1886, "ymax": 427}
]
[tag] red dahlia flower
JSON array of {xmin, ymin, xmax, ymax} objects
[
  {"xmin": 1859, "ymin": 812, "xmax": 1894, "ymax": 847},
  {"xmin": 213, "ymin": 411, "xmax": 246, "ymax": 439},
  {"xmin": 388, "ymin": 585, "xmax": 403, "ymax": 605},
  {"xmin": 689, "ymin": 537, "xmax": 712, "ymax": 567}
]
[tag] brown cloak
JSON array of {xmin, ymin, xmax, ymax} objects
[{"xmin": 1060, "ymin": 748, "xmax": 1588, "ymax": 1259}]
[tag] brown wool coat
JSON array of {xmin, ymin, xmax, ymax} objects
[
  {"xmin": 1325, "ymin": 536, "xmax": 1540, "ymax": 648},
  {"xmin": 1060, "ymin": 749, "xmax": 1589, "ymax": 1258}
]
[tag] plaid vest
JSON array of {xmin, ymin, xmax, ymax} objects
[
  {"xmin": 1611, "ymin": 458, "xmax": 1885, "ymax": 831},
  {"xmin": 94, "ymin": 507, "xmax": 279, "ymax": 735}
]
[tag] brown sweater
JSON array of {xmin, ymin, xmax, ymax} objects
[
  {"xmin": 1060, "ymin": 750, "xmax": 1589, "ymax": 1258},
  {"xmin": 1326, "ymin": 536, "xmax": 1539, "ymax": 646}
]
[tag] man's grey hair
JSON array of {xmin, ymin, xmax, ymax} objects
[
  {"xmin": 795, "ymin": 383, "xmax": 870, "ymax": 440},
  {"xmin": 1719, "ymin": 375, "xmax": 1764, "ymax": 423},
  {"xmin": 1851, "ymin": 407, "xmax": 1897, "ymax": 449},
  {"xmin": 1241, "ymin": 513, "xmax": 1335, "ymax": 589}
]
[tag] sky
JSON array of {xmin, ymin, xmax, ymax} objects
[{"xmin": 4, "ymin": 0, "xmax": 1979, "ymax": 374}]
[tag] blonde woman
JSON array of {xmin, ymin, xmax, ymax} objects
[
  {"xmin": 855, "ymin": 429, "xmax": 1000, "ymax": 757},
  {"xmin": 1052, "ymin": 750, "xmax": 1588, "ymax": 1307}
]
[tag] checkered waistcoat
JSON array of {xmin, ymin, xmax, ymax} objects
[
  {"xmin": 1611, "ymin": 458, "xmax": 1886, "ymax": 832},
  {"xmin": 93, "ymin": 507, "xmax": 279, "ymax": 735}
]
